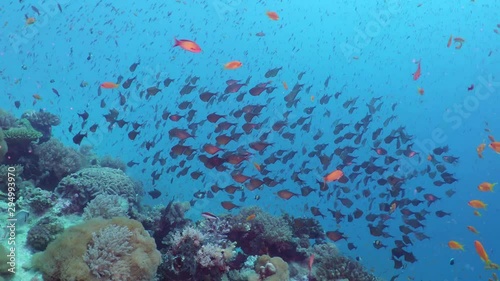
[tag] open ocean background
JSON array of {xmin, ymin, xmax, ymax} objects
[{"xmin": 1, "ymin": 0, "xmax": 499, "ymax": 280}]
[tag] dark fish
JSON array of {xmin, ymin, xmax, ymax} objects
[
  {"xmin": 326, "ymin": 230, "xmax": 347, "ymax": 242},
  {"xmin": 78, "ymin": 110, "xmax": 89, "ymax": 121},
  {"xmin": 116, "ymin": 119, "xmax": 128, "ymax": 128},
  {"xmin": 100, "ymin": 99, "xmax": 106, "ymax": 108},
  {"xmin": 347, "ymin": 243, "xmax": 357, "ymax": 250},
  {"xmin": 122, "ymin": 76, "xmax": 136, "ymax": 89},
  {"xmin": 467, "ymin": 84, "xmax": 474, "ymax": 91},
  {"xmin": 89, "ymin": 124, "xmax": 98, "ymax": 133},
  {"xmin": 68, "ymin": 124, "xmax": 73, "ymax": 133},
  {"xmin": 132, "ymin": 122, "xmax": 142, "ymax": 130},
  {"xmin": 163, "ymin": 78, "xmax": 174, "ymax": 87},
  {"xmin": 32, "ymin": 5, "xmax": 40, "ymax": 15},
  {"xmin": 148, "ymin": 188, "xmax": 161, "ymax": 199},
  {"xmin": 310, "ymin": 207, "xmax": 325, "ymax": 218},
  {"xmin": 127, "ymin": 161, "xmax": 139, "ymax": 167},
  {"xmin": 128, "ymin": 130, "xmax": 139, "ymax": 140},
  {"xmin": 129, "ymin": 61, "xmax": 140, "ymax": 72},
  {"xmin": 57, "ymin": 3, "xmax": 62, "ymax": 12},
  {"xmin": 264, "ymin": 67, "xmax": 282, "ymax": 78},
  {"xmin": 449, "ymin": 258, "xmax": 454, "ymax": 265},
  {"xmin": 193, "ymin": 190, "xmax": 206, "ymax": 199},
  {"xmin": 51, "ymin": 88, "xmax": 60, "ymax": 97},
  {"xmin": 72, "ymin": 131, "xmax": 87, "ymax": 145},
  {"xmin": 14, "ymin": 101, "xmax": 21, "ymax": 109}
]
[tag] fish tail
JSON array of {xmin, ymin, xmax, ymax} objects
[{"xmin": 173, "ymin": 38, "xmax": 180, "ymax": 47}]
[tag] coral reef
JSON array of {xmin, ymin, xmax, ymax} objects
[
  {"xmin": 0, "ymin": 164, "xmax": 23, "ymax": 193},
  {"xmin": 19, "ymin": 184, "xmax": 55, "ymax": 214},
  {"xmin": 99, "ymin": 155, "xmax": 127, "ymax": 171},
  {"xmin": 254, "ymin": 255, "xmax": 289, "ymax": 281},
  {"xmin": 3, "ymin": 119, "xmax": 42, "ymax": 144},
  {"xmin": 23, "ymin": 110, "xmax": 60, "ymax": 142},
  {"xmin": 0, "ymin": 130, "xmax": 7, "ymax": 163},
  {"xmin": 34, "ymin": 138, "xmax": 84, "ymax": 189},
  {"xmin": 55, "ymin": 167, "xmax": 140, "ymax": 211},
  {"xmin": 26, "ymin": 216, "xmax": 64, "ymax": 251},
  {"xmin": 310, "ymin": 243, "xmax": 378, "ymax": 281},
  {"xmin": 0, "ymin": 109, "xmax": 17, "ymax": 129},
  {"xmin": 83, "ymin": 194, "xmax": 129, "ymax": 220},
  {"xmin": 31, "ymin": 217, "xmax": 161, "ymax": 281}
]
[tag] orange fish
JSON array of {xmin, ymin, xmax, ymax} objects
[
  {"xmin": 221, "ymin": 201, "xmax": 240, "ymax": 210},
  {"xmin": 253, "ymin": 162, "xmax": 261, "ymax": 172},
  {"xmin": 100, "ymin": 82, "xmax": 120, "ymax": 89},
  {"xmin": 448, "ymin": 240, "xmax": 465, "ymax": 251},
  {"xmin": 26, "ymin": 17, "xmax": 36, "ymax": 25},
  {"xmin": 277, "ymin": 189, "xmax": 299, "ymax": 200},
  {"xmin": 477, "ymin": 143, "xmax": 486, "ymax": 158},
  {"xmin": 282, "ymin": 81, "xmax": 288, "ymax": 90},
  {"xmin": 489, "ymin": 142, "xmax": 500, "ymax": 153},
  {"xmin": 417, "ymin": 86, "xmax": 424, "ymax": 95},
  {"xmin": 246, "ymin": 214, "xmax": 256, "ymax": 221},
  {"xmin": 447, "ymin": 34, "xmax": 453, "ymax": 48},
  {"xmin": 173, "ymin": 38, "xmax": 202, "ymax": 53},
  {"xmin": 478, "ymin": 182, "xmax": 496, "ymax": 192},
  {"xmin": 427, "ymin": 154, "xmax": 433, "ymax": 161},
  {"xmin": 323, "ymin": 169, "xmax": 344, "ymax": 189},
  {"xmin": 474, "ymin": 210, "xmax": 482, "ymax": 217},
  {"xmin": 266, "ymin": 11, "xmax": 279, "ymax": 20},
  {"xmin": 475, "ymin": 240, "xmax": 490, "ymax": 264},
  {"xmin": 468, "ymin": 200, "xmax": 487, "ymax": 209},
  {"xmin": 467, "ymin": 226, "xmax": 480, "ymax": 234},
  {"xmin": 32, "ymin": 94, "xmax": 42, "ymax": 100},
  {"xmin": 413, "ymin": 60, "xmax": 421, "ymax": 81},
  {"xmin": 224, "ymin": 61, "xmax": 242, "ymax": 70}
]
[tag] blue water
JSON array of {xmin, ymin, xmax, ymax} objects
[{"xmin": 2, "ymin": 0, "xmax": 500, "ymax": 280}]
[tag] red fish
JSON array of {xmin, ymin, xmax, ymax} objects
[
  {"xmin": 173, "ymin": 38, "xmax": 202, "ymax": 53},
  {"xmin": 308, "ymin": 254, "xmax": 315, "ymax": 278},
  {"xmin": 100, "ymin": 82, "xmax": 119, "ymax": 89},
  {"xmin": 266, "ymin": 11, "xmax": 279, "ymax": 20},
  {"xmin": 413, "ymin": 60, "xmax": 421, "ymax": 81}
]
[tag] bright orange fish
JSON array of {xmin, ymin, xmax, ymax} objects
[
  {"xmin": 282, "ymin": 81, "xmax": 288, "ymax": 90},
  {"xmin": 427, "ymin": 154, "xmax": 433, "ymax": 161},
  {"xmin": 447, "ymin": 34, "xmax": 453, "ymax": 48},
  {"xmin": 224, "ymin": 61, "xmax": 242, "ymax": 70},
  {"xmin": 478, "ymin": 182, "xmax": 496, "ymax": 192},
  {"xmin": 490, "ymin": 142, "xmax": 500, "ymax": 153},
  {"xmin": 100, "ymin": 82, "xmax": 120, "ymax": 89},
  {"xmin": 32, "ymin": 94, "xmax": 42, "ymax": 100},
  {"xmin": 413, "ymin": 60, "xmax": 421, "ymax": 81},
  {"xmin": 246, "ymin": 214, "xmax": 256, "ymax": 221},
  {"xmin": 475, "ymin": 240, "xmax": 491, "ymax": 264},
  {"xmin": 323, "ymin": 169, "xmax": 344, "ymax": 189},
  {"xmin": 173, "ymin": 38, "xmax": 202, "ymax": 53},
  {"xmin": 448, "ymin": 240, "xmax": 465, "ymax": 251},
  {"xmin": 467, "ymin": 226, "xmax": 480, "ymax": 234},
  {"xmin": 266, "ymin": 11, "xmax": 279, "ymax": 20},
  {"xmin": 477, "ymin": 143, "xmax": 486, "ymax": 158},
  {"xmin": 468, "ymin": 200, "xmax": 487, "ymax": 209}
]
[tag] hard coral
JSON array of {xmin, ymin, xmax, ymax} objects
[
  {"xmin": 34, "ymin": 138, "xmax": 84, "ymax": 188},
  {"xmin": 254, "ymin": 255, "xmax": 289, "ymax": 281},
  {"xmin": 99, "ymin": 155, "xmax": 127, "ymax": 171},
  {"xmin": 26, "ymin": 216, "xmax": 64, "ymax": 251},
  {"xmin": 56, "ymin": 167, "xmax": 140, "ymax": 211},
  {"xmin": 311, "ymin": 243, "xmax": 378, "ymax": 281},
  {"xmin": 3, "ymin": 119, "xmax": 42, "ymax": 144},
  {"xmin": 31, "ymin": 217, "xmax": 161, "ymax": 281},
  {"xmin": 23, "ymin": 110, "xmax": 60, "ymax": 142}
]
